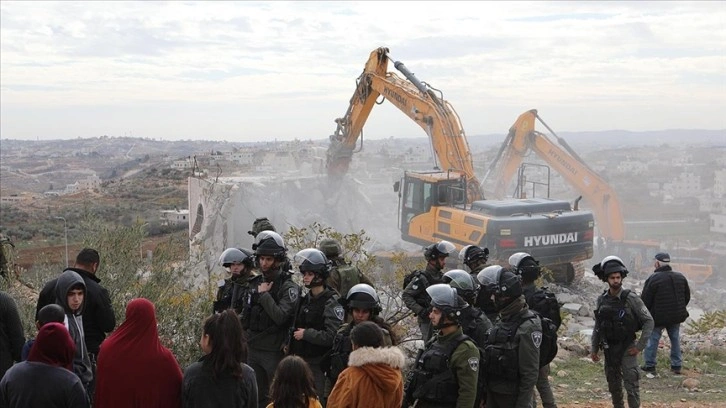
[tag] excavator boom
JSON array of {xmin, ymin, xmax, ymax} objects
[
  {"xmin": 326, "ymin": 47, "xmax": 483, "ymax": 202},
  {"xmin": 485, "ymin": 109, "xmax": 626, "ymax": 241}
]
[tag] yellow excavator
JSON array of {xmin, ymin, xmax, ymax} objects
[
  {"xmin": 484, "ymin": 109, "xmax": 714, "ymax": 284},
  {"xmin": 484, "ymin": 109, "xmax": 625, "ymax": 242},
  {"xmin": 327, "ymin": 47, "xmax": 594, "ymax": 283}
]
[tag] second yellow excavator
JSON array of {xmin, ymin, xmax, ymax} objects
[{"xmin": 327, "ymin": 47, "xmax": 594, "ymax": 283}]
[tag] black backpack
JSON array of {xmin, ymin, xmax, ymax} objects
[
  {"xmin": 514, "ymin": 311, "xmax": 558, "ymax": 368},
  {"xmin": 532, "ymin": 312, "xmax": 559, "ymax": 367},
  {"xmin": 526, "ymin": 287, "xmax": 562, "ymax": 330}
]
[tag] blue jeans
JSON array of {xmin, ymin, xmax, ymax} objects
[{"xmin": 644, "ymin": 323, "xmax": 682, "ymax": 369}]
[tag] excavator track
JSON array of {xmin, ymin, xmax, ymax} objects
[{"xmin": 546, "ymin": 261, "xmax": 585, "ymax": 286}]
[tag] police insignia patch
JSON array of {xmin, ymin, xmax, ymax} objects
[
  {"xmin": 288, "ymin": 288, "xmax": 298, "ymax": 302},
  {"xmin": 334, "ymin": 305, "xmax": 345, "ymax": 321},
  {"xmin": 532, "ymin": 331, "xmax": 543, "ymax": 348},
  {"xmin": 468, "ymin": 357, "xmax": 479, "ymax": 371}
]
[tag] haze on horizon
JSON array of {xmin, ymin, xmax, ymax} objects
[{"xmin": 1, "ymin": 1, "xmax": 724, "ymax": 143}]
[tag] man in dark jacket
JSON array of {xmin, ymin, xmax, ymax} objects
[
  {"xmin": 641, "ymin": 252, "xmax": 691, "ymax": 375},
  {"xmin": 0, "ymin": 291, "xmax": 24, "ymax": 379},
  {"xmin": 36, "ymin": 248, "xmax": 116, "ymax": 357}
]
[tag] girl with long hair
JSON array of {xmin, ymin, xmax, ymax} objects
[
  {"xmin": 183, "ymin": 310, "xmax": 258, "ymax": 408},
  {"xmin": 267, "ymin": 355, "xmax": 322, "ymax": 408}
]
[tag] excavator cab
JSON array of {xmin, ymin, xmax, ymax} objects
[{"xmin": 396, "ymin": 170, "xmax": 467, "ymax": 238}]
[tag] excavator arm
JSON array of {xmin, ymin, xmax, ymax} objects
[
  {"xmin": 326, "ymin": 47, "xmax": 483, "ymax": 202},
  {"xmin": 486, "ymin": 109, "xmax": 625, "ymax": 241}
]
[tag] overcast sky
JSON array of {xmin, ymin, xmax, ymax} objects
[{"xmin": 1, "ymin": 1, "xmax": 724, "ymax": 142}]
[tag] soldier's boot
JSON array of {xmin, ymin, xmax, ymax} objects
[{"xmin": 605, "ymin": 365, "xmax": 625, "ymax": 408}]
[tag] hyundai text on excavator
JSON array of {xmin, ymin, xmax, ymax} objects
[{"xmin": 326, "ymin": 47, "xmax": 595, "ymax": 284}]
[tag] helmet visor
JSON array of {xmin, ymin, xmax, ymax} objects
[
  {"xmin": 436, "ymin": 240, "xmax": 457, "ymax": 258},
  {"xmin": 293, "ymin": 248, "xmax": 328, "ymax": 270}
]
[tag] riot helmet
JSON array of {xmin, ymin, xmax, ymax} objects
[
  {"xmin": 477, "ymin": 265, "xmax": 522, "ymax": 310},
  {"xmin": 294, "ymin": 248, "xmax": 330, "ymax": 287},
  {"xmin": 423, "ymin": 240, "xmax": 457, "ymax": 261},
  {"xmin": 443, "ymin": 269, "xmax": 479, "ymax": 304},
  {"xmin": 508, "ymin": 252, "xmax": 541, "ymax": 282},
  {"xmin": 459, "ymin": 245, "xmax": 489, "ymax": 266},
  {"xmin": 219, "ymin": 248, "xmax": 247, "ymax": 267},
  {"xmin": 344, "ymin": 283, "xmax": 381, "ymax": 314},
  {"xmin": 318, "ymin": 238, "xmax": 343, "ymax": 259},
  {"xmin": 592, "ymin": 255, "xmax": 629, "ymax": 282},
  {"xmin": 426, "ymin": 283, "xmax": 467, "ymax": 328},
  {"xmin": 253, "ymin": 230, "xmax": 287, "ymax": 260}
]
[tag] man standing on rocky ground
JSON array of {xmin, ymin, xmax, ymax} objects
[
  {"xmin": 591, "ymin": 256, "xmax": 653, "ymax": 408},
  {"xmin": 640, "ymin": 252, "xmax": 690, "ymax": 376}
]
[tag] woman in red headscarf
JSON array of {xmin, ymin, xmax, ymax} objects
[
  {"xmin": 94, "ymin": 298, "xmax": 183, "ymax": 408},
  {"xmin": 0, "ymin": 322, "xmax": 89, "ymax": 407}
]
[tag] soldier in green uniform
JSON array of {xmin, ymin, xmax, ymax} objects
[
  {"xmin": 402, "ymin": 240, "xmax": 456, "ymax": 342},
  {"xmin": 442, "ymin": 269, "xmax": 492, "ymax": 347},
  {"xmin": 246, "ymin": 231, "xmax": 301, "ymax": 406},
  {"xmin": 247, "ymin": 216, "xmax": 276, "ymax": 238},
  {"xmin": 590, "ymin": 256, "xmax": 654, "ymax": 408},
  {"xmin": 213, "ymin": 247, "xmax": 258, "ymax": 315},
  {"xmin": 288, "ymin": 248, "xmax": 344, "ymax": 405},
  {"xmin": 509, "ymin": 252, "xmax": 559, "ymax": 408},
  {"xmin": 477, "ymin": 265, "xmax": 541, "ymax": 408},
  {"xmin": 459, "ymin": 245, "xmax": 497, "ymax": 321},
  {"xmin": 403, "ymin": 284, "xmax": 480, "ymax": 408},
  {"xmin": 318, "ymin": 238, "xmax": 374, "ymax": 296},
  {"xmin": 324, "ymin": 283, "xmax": 395, "ymax": 397}
]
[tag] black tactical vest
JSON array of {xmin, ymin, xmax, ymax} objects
[
  {"xmin": 246, "ymin": 271, "xmax": 291, "ymax": 332},
  {"xmin": 409, "ymin": 334, "xmax": 469, "ymax": 406},
  {"xmin": 328, "ymin": 324, "xmax": 354, "ymax": 382},
  {"xmin": 290, "ymin": 288, "xmax": 336, "ymax": 357},
  {"xmin": 215, "ymin": 275, "xmax": 254, "ymax": 315},
  {"xmin": 483, "ymin": 313, "xmax": 530, "ymax": 381},
  {"xmin": 595, "ymin": 289, "xmax": 637, "ymax": 344}
]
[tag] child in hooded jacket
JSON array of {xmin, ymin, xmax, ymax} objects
[
  {"xmin": 54, "ymin": 270, "xmax": 93, "ymax": 389},
  {"xmin": 327, "ymin": 321, "xmax": 405, "ymax": 408}
]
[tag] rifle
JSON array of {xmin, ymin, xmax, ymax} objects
[
  {"xmin": 283, "ymin": 286, "xmax": 302, "ymax": 355},
  {"xmin": 402, "ymin": 348, "xmax": 425, "ymax": 408}
]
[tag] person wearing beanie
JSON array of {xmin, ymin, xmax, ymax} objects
[
  {"xmin": 327, "ymin": 322, "xmax": 405, "ymax": 408},
  {"xmin": 641, "ymin": 252, "xmax": 690, "ymax": 375}
]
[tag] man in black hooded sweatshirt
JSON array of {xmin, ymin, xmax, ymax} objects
[{"xmin": 37, "ymin": 248, "xmax": 116, "ymax": 357}]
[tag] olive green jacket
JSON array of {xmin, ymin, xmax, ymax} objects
[{"xmin": 418, "ymin": 327, "xmax": 480, "ymax": 408}]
